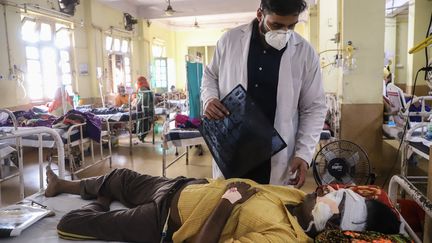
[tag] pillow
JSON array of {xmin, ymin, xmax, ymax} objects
[{"xmin": 316, "ymin": 184, "xmax": 399, "ymax": 219}]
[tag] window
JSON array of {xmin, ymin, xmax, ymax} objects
[
  {"xmin": 105, "ymin": 36, "xmax": 131, "ymax": 92},
  {"xmin": 154, "ymin": 58, "xmax": 168, "ymax": 89},
  {"xmin": 21, "ymin": 18, "xmax": 73, "ymax": 100}
]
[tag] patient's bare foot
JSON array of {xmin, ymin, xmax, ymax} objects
[{"xmin": 45, "ymin": 165, "xmax": 61, "ymax": 197}]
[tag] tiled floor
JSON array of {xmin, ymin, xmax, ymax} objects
[{"xmin": 0, "ymin": 133, "xmax": 427, "ymax": 206}]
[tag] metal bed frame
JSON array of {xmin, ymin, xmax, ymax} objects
[
  {"xmin": 398, "ymin": 96, "xmax": 432, "ymax": 184},
  {"xmin": 388, "ymin": 175, "xmax": 432, "ymax": 243},
  {"xmin": 0, "ymin": 109, "xmax": 66, "ymax": 207},
  {"xmin": 161, "ymin": 118, "xmax": 204, "ymax": 177},
  {"xmin": 62, "ymin": 121, "xmax": 112, "ymax": 179},
  {"xmin": 103, "ymin": 90, "xmax": 155, "ymax": 154},
  {"xmin": 0, "ymin": 109, "xmax": 111, "ymax": 180}
]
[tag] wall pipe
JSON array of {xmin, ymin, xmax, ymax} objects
[{"xmin": 2, "ymin": 3, "xmax": 13, "ymax": 75}]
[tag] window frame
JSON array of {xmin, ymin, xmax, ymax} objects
[
  {"xmin": 105, "ymin": 36, "xmax": 132, "ymax": 93},
  {"xmin": 153, "ymin": 57, "xmax": 168, "ymax": 89},
  {"xmin": 21, "ymin": 16, "xmax": 75, "ymax": 101}
]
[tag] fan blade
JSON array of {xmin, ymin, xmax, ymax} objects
[
  {"xmin": 148, "ymin": 6, "xmax": 162, "ymax": 11},
  {"xmin": 323, "ymin": 150, "xmax": 337, "ymax": 162},
  {"xmin": 341, "ymin": 175, "xmax": 354, "ymax": 185},
  {"xmin": 346, "ymin": 152, "xmax": 360, "ymax": 167},
  {"xmin": 322, "ymin": 172, "xmax": 336, "ymax": 184}
]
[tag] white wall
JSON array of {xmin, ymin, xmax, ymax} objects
[
  {"xmin": 318, "ymin": 0, "xmax": 341, "ymax": 94},
  {"xmin": 385, "ymin": 17, "xmax": 397, "ymax": 75},
  {"xmin": 395, "ymin": 15, "xmax": 408, "ymax": 84},
  {"xmin": 407, "ymin": 0, "xmax": 432, "ymax": 87},
  {"xmin": 341, "ymin": 0, "xmax": 385, "ymax": 104}
]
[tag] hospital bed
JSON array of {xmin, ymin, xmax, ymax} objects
[
  {"xmin": 0, "ymin": 167, "xmax": 425, "ymax": 242},
  {"xmin": 156, "ymin": 91, "xmax": 188, "ymax": 114},
  {"xmin": 381, "ymin": 84, "xmax": 432, "ymax": 180},
  {"xmin": 389, "ymin": 175, "xmax": 432, "ymax": 243},
  {"xmin": 0, "ymin": 109, "xmax": 112, "ymax": 180},
  {"xmin": 0, "ymin": 129, "xmax": 128, "ymax": 243},
  {"xmin": 0, "ymin": 110, "xmax": 66, "ymax": 207},
  {"xmin": 161, "ymin": 118, "xmax": 204, "ymax": 177},
  {"xmin": 80, "ymin": 90, "xmax": 155, "ymax": 154}
]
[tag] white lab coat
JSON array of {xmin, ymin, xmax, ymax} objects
[{"xmin": 201, "ymin": 21, "xmax": 327, "ymax": 185}]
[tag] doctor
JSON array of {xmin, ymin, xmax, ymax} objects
[{"xmin": 201, "ymin": 0, "xmax": 326, "ymax": 188}]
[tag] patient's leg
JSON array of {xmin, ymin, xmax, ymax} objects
[
  {"xmin": 57, "ymin": 197, "xmax": 161, "ymax": 242},
  {"xmin": 46, "ymin": 166, "xmax": 185, "ymax": 207},
  {"xmin": 45, "ymin": 166, "xmax": 80, "ymax": 197}
]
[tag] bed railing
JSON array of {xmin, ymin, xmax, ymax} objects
[
  {"xmin": 388, "ymin": 175, "xmax": 432, "ymax": 243},
  {"xmin": 63, "ymin": 120, "xmax": 112, "ymax": 179},
  {"xmin": 0, "ymin": 125, "xmax": 65, "ymax": 205}
]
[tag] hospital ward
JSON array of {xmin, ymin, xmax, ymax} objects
[{"xmin": 0, "ymin": 0, "xmax": 432, "ymax": 242}]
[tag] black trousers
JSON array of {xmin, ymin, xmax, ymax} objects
[
  {"xmin": 239, "ymin": 159, "xmax": 271, "ymax": 184},
  {"xmin": 57, "ymin": 168, "xmax": 193, "ymax": 243}
]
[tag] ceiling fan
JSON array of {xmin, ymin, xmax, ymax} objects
[
  {"xmin": 164, "ymin": 0, "xmax": 177, "ymax": 16},
  {"xmin": 193, "ymin": 18, "xmax": 200, "ymax": 28}
]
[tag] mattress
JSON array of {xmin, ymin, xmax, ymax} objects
[
  {"xmin": 0, "ymin": 127, "xmax": 108, "ymax": 148},
  {"xmin": 2, "ymin": 192, "xmax": 127, "ymax": 243},
  {"xmin": 164, "ymin": 128, "xmax": 204, "ymax": 148},
  {"xmin": 95, "ymin": 112, "xmax": 144, "ymax": 122}
]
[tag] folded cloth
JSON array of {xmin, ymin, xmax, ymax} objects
[
  {"xmin": 54, "ymin": 110, "xmax": 102, "ymax": 142},
  {"xmin": 0, "ymin": 110, "xmax": 56, "ymax": 127},
  {"xmin": 175, "ymin": 114, "xmax": 201, "ymax": 129}
]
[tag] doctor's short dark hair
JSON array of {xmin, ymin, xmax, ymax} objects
[{"xmin": 260, "ymin": 0, "xmax": 307, "ymax": 16}]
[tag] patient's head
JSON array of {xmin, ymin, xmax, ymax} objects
[
  {"xmin": 117, "ymin": 84, "xmax": 126, "ymax": 95},
  {"xmin": 136, "ymin": 76, "xmax": 150, "ymax": 90},
  {"xmin": 291, "ymin": 188, "xmax": 400, "ymax": 237}
]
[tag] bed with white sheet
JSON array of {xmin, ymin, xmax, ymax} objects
[
  {"xmin": 0, "ymin": 173, "xmax": 426, "ymax": 242},
  {"xmin": 161, "ymin": 119, "xmax": 204, "ymax": 177},
  {"xmin": 78, "ymin": 90, "xmax": 155, "ymax": 153},
  {"xmin": 0, "ymin": 109, "xmax": 112, "ymax": 180}
]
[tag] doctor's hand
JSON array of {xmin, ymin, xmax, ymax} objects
[
  {"xmin": 288, "ymin": 157, "xmax": 309, "ymax": 189},
  {"xmin": 204, "ymin": 98, "xmax": 230, "ymax": 120}
]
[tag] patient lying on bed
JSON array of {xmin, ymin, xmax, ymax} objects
[{"xmin": 45, "ymin": 167, "xmax": 400, "ymax": 243}]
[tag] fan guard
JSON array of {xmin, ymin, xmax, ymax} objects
[{"xmin": 312, "ymin": 140, "xmax": 372, "ymax": 186}]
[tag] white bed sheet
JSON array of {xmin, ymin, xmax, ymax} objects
[
  {"xmin": 3, "ymin": 192, "xmax": 127, "ymax": 243},
  {"xmin": 0, "ymin": 127, "xmax": 109, "ymax": 148}
]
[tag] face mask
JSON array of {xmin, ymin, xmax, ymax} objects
[{"xmin": 263, "ymin": 17, "xmax": 292, "ymax": 51}]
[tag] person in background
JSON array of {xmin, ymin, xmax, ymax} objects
[
  {"xmin": 114, "ymin": 84, "xmax": 129, "ymax": 107},
  {"xmin": 133, "ymin": 76, "xmax": 154, "ymax": 142},
  {"xmin": 382, "ymin": 67, "xmax": 393, "ymax": 111},
  {"xmin": 170, "ymin": 85, "xmax": 177, "ymax": 93},
  {"xmin": 136, "ymin": 76, "xmax": 151, "ymax": 92},
  {"xmin": 201, "ymin": 0, "xmax": 327, "ymax": 187},
  {"xmin": 48, "ymin": 87, "xmax": 74, "ymax": 117}
]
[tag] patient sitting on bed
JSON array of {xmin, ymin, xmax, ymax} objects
[
  {"xmin": 114, "ymin": 84, "xmax": 129, "ymax": 107},
  {"xmin": 45, "ymin": 167, "xmax": 400, "ymax": 243}
]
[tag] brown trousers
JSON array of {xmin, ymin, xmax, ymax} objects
[{"xmin": 57, "ymin": 168, "xmax": 193, "ymax": 243}]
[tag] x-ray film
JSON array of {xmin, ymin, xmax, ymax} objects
[{"xmin": 199, "ymin": 85, "xmax": 287, "ymax": 178}]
